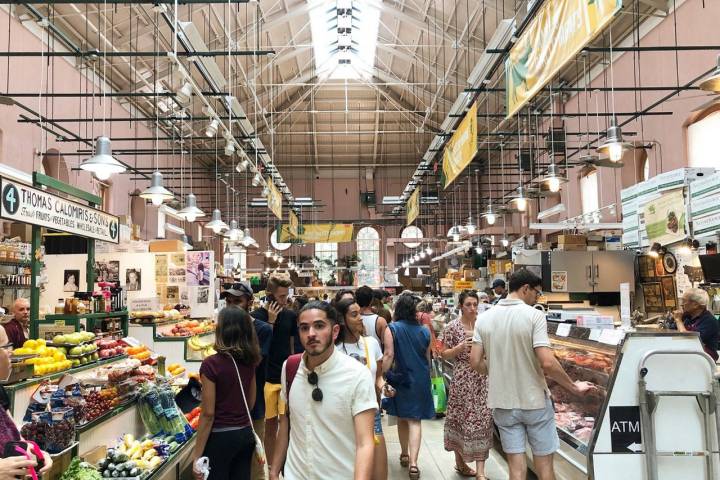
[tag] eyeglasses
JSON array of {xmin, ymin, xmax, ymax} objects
[
  {"xmin": 307, "ymin": 371, "xmax": 323, "ymax": 401},
  {"xmin": 532, "ymin": 287, "xmax": 543, "ymax": 297},
  {"xmin": 222, "ymin": 283, "xmax": 243, "ymax": 290}
]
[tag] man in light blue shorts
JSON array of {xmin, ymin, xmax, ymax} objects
[{"xmin": 470, "ymin": 270, "xmax": 593, "ymax": 480}]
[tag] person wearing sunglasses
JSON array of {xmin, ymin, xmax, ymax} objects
[
  {"xmin": 269, "ymin": 301, "xmax": 377, "ymax": 480},
  {"xmin": 470, "ymin": 269, "xmax": 593, "ymax": 480}
]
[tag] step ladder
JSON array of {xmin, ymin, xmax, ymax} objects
[{"xmin": 638, "ymin": 349, "xmax": 720, "ymax": 480}]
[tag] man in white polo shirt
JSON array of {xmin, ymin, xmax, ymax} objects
[
  {"xmin": 269, "ymin": 301, "xmax": 377, "ymax": 480},
  {"xmin": 471, "ymin": 269, "xmax": 592, "ymax": 480}
]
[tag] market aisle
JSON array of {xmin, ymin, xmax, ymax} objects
[{"xmin": 383, "ymin": 416, "xmax": 511, "ymax": 480}]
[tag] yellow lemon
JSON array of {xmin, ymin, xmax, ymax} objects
[
  {"xmin": 36, "ymin": 339, "xmax": 46, "ymax": 347},
  {"xmin": 23, "ymin": 340, "xmax": 37, "ymax": 350}
]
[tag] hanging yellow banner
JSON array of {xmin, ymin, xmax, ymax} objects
[
  {"xmin": 406, "ymin": 189, "xmax": 420, "ymax": 225},
  {"xmin": 289, "ymin": 210, "xmax": 300, "ymax": 238},
  {"xmin": 278, "ymin": 223, "xmax": 354, "ymax": 243},
  {"xmin": 267, "ymin": 178, "xmax": 282, "ymax": 220},
  {"xmin": 443, "ymin": 101, "xmax": 477, "ymax": 188},
  {"xmin": 506, "ymin": 0, "xmax": 622, "ymax": 118}
]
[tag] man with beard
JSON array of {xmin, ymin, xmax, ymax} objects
[{"xmin": 269, "ymin": 301, "xmax": 377, "ymax": 480}]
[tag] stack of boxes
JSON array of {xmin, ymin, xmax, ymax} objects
[{"xmin": 556, "ymin": 234, "xmax": 587, "ymax": 251}]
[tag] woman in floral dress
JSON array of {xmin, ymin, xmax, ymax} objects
[{"xmin": 440, "ymin": 290, "xmax": 493, "ymax": 479}]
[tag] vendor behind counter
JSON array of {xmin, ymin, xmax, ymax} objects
[{"xmin": 670, "ymin": 288, "xmax": 719, "ymax": 361}]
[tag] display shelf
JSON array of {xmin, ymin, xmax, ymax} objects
[
  {"xmin": 0, "ymin": 284, "xmax": 31, "ymax": 289},
  {"xmin": 49, "ymin": 441, "xmax": 79, "ymax": 459},
  {"xmin": 44, "ymin": 310, "xmax": 129, "ymax": 321},
  {"xmin": 0, "ymin": 260, "xmax": 33, "ymax": 267},
  {"xmin": 146, "ymin": 435, "xmax": 196, "ymax": 480},
  {"xmin": 154, "ymin": 330, "xmax": 214, "ymax": 342},
  {"xmin": 76, "ymin": 399, "xmax": 137, "ymax": 434},
  {"xmin": 556, "ymin": 425, "xmax": 590, "ymax": 454}
]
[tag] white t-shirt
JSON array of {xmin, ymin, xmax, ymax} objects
[
  {"xmin": 361, "ymin": 313, "xmax": 382, "ymax": 346},
  {"xmin": 280, "ymin": 348, "xmax": 378, "ymax": 480},
  {"xmin": 339, "ymin": 336, "xmax": 383, "ymax": 380},
  {"xmin": 473, "ymin": 297, "xmax": 551, "ymax": 410}
]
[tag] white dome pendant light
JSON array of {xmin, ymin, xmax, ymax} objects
[
  {"xmin": 140, "ymin": 171, "xmax": 173, "ymax": 206},
  {"xmin": 80, "ymin": 136, "xmax": 126, "ymax": 180}
]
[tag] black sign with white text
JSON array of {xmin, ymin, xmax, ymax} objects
[{"xmin": 609, "ymin": 406, "xmax": 643, "ymax": 453}]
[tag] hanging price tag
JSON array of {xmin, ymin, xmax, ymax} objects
[
  {"xmin": 599, "ymin": 329, "xmax": 625, "ymax": 345},
  {"xmin": 589, "ymin": 329, "xmax": 602, "ymax": 342}
]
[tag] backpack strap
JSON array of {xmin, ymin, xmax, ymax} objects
[{"xmin": 284, "ymin": 353, "xmax": 303, "ymax": 413}]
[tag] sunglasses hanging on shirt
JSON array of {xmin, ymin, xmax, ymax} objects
[{"xmin": 307, "ymin": 371, "xmax": 323, "ymax": 401}]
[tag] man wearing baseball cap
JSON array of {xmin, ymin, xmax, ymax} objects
[
  {"xmin": 491, "ymin": 279, "xmax": 508, "ymax": 305},
  {"xmin": 220, "ymin": 281, "xmax": 272, "ymax": 480}
]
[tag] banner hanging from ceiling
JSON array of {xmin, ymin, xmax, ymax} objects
[
  {"xmin": 406, "ymin": 189, "xmax": 420, "ymax": 225},
  {"xmin": 267, "ymin": 178, "xmax": 283, "ymax": 220},
  {"xmin": 443, "ymin": 101, "xmax": 477, "ymax": 188},
  {"xmin": 278, "ymin": 223, "xmax": 354, "ymax": 244},
  {"xmin": 288, "ymin": 210, "xmax": 300, "ymax": 238},
  {"xmin": 506, "ymin": 0, "xmax": 622, "ymax": 118},
  {"xmin": 0, "ymin": 177, "xmax": 119, "ymax": 243},
  {"xmin": 643, "ymin": 188, "xmax": 687, "ymax": 246}
]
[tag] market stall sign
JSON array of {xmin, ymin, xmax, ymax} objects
[
  {"xmin": 0, "ymin": 177, "xmax": 119, "ymax": 244},
  {"xmin": 453, "ymin": 280, "xmax": 474, "ymax": 292},
  {"xmin": 443, "ymin": 101, "xmax": 477, "ymax": 188},
  {"xmin": 289, "ymin": 210, "xmax": 300, "ymax": 238},
  {"xmin": 609, "ymin": 406, "xmax": 642, "ymax": 453},
  {"xmin": 406, "ymin": 189, "xmax": 420, "ymax": 225},
  {"xmin": 506, "ymin": 0, "xmax": 622, "ymax": 117},
  {"xmin": 267, "ymin": 178, "xmax": 283, "ymax": 220},
  {"xmin": 278, "ymin": 223, "xmax": 354, "ymax": 243},
  {"xmin": 642, "ymin": 188, "xmax": 686, "ymax": 246}
]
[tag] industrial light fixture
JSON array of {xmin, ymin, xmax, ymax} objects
[
  {"xmin": 264, "ymin": 248, "xmax": 273, "ymax": 258},
  {"xmin": 419, "ymin": 250, "xmax": 426, "ymax": 259},
  {"xmin": 483, "ymin": 205, "xmax": 497, "ymax": 225},
  {"xmin": 181, "ymin": 234, "xmax": 193, "ymax": 251},
  {"xmin": 224, "ymin": 140, "xmax": 235, "ymax": 157},
  {"xmin": 404, "ymin": 267, "xmax": 410, "ymax": 276},
  {"xmin": 178, "ymin": 193, "xmax": 205, "ymax": 223},
  {"xmin": 417, "ymin": 267, "xmax": 423, "ymax": 276},
  {"xmin": 501, "ymin": 237, "xmax": 510, "ymax": 248},
  {"xmin": 175, "ymin": 82, "xmax": 193, "ymax": 105},
  {"xmin": 511, "ymin": 186, "xmax": 528, "ymax": 212},
  {"xmin": 236, "ymin": 158, "xmax": 249, "ymax": 173},
  {"xmin": 261, "ymin": 185, "xmax": 269, "ymax": 197},
  {"xmin": 241, "ymin": 228, "xmax": 256, "ymax": 247},
  {"xmin": 537, "ymin": 164, "xmax": 567, "ymax": 193},
  {"xmin": 140, "ymin": 171, "xmax": 173, "ymax": 206},
  {"xmin": 596, "ymin": 116, "xmax": 632, "ymax": 162},
  {"xmin": 698, "ymin": 55, "xmax": 720, "ymax": 93},
  {"xmin": 425, "ymin": 246, "xmax": 433, "ymax": 255},
  {"xmin": 677, "ymin": 238, "xmax": 700, "ymax": 256},
  {"xmin": 205, "ymin": 119, "xmax": 219, "ymax": 137},
  {"xmin": 466, "ymin": 217, "xmax": 477, "ymax": 235},
  {"xmin": 80, "ymin": 136, "xmax": 125, "ymax": 180},
  {"xmin": 205, "ymin": 208, "xmax": 229, "ymax": 234},
  {"xmin": 648, "ymin": 242, "xmax": 665, "ymax": 258},
  {"xmin": 252, "ymin": 172, "xmax": 263, "ymax": 187},
  {"xmin": 225, "ymin": 220, "xmax": 242, "ymax": 242}
]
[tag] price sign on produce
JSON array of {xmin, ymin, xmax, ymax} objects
[{"xmin": 0, "ymin": 177, "xmax": 119, "ymax": 243}]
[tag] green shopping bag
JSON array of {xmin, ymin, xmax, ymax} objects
[{"xmin": 431, "ymin": 360, "xmax": 447, "ymax": 414}]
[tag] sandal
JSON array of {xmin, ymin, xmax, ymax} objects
[
  {"xmin": 399, "ymin": 454, "xmax": 409, "ymax": 468},
  {"xmin": 409, "ymin": 466, "xmax": 420, "ymax": 479},
  {"xmin": 476, "ymin": 476, "xmax": 489, "ymax": 480},
  {"xmin": 454, "ymin": 464, "xmax": 476, "ymax": 477}
]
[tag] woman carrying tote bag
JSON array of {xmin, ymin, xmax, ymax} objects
[{"xmin": 193, "ymin": 307, "xmax": 261, "ymax": 480}]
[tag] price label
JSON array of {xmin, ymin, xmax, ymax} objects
[
  {"xmin": 122, "ymin": 336, "xmax": 141, "ymax": 347},
  {"xmin": 589, "ymin": 328, "xmax": 602, "ymax": 342},
  {"xmin": 556, "ymin": 323, "xmax": 571, "ymax": 337},
  {"xmin": 599, "ymin": 329, "xmax": 625, "ymax": 345},
  {"xmin": 53, "ymin": 320, "xmax": 65, "ymax": 326}
]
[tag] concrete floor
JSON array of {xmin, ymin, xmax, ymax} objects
[{"xmin": 383, "ymin": 416, "xmax": 513, "ymax": 480}]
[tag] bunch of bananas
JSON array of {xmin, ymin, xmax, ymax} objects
[{"xmin": 187, "ymin": 336, "xmax": 216, "ymax": 359}]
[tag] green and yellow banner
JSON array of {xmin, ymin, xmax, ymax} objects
[
  {"xmin": 443, "ymin": 101, "xmax": 478, "ymax": 189},
  {"xmin": 289, "ymin": 210, "xmax": 300, "ymax": 238},
  {"xmin": 506, "ymin": 0, "xmax": 622, "ymax": 118},
  {"xmin": 406, "ymin": 189, "xmax": 420, "ymax": 225},
  {"xmin": 267, "ymin": 178, "xmax": 282, "ymax": 220},
  {"xmin": 643, "ymin": 188, "xmax": 687, "ymax": 246},
  {"xmin": 278, "ymin": 223, "xmax": 354, "ymax": 244}
]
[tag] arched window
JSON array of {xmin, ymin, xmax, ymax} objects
[
  {"xmin": 315, "ymin": 242, "xmax": 337, "ymax": 283},
  {"xmin": 356, "ymin": 226, "xmax": 380, "ymax": 286},
  {"xmin": 580, "ymin": 169, "xmax": 599, "ymax": 215}
]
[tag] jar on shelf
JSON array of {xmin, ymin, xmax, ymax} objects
[{"xmin": 55, "ymin": 299, "xmax": 65, "ymax": 314}]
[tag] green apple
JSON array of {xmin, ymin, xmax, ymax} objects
[
  {"xmin": 69, "ymin": 346, "xmax": 82, "ymax": 356},
  {"xmin": 79, "ymin": 357, "xmax": 88, "ymax": 365},
  {"xmin": 53, "ymin": 335, "xmax": 66, "ymax": 345},
  {"xmin": 71, "ymin": 359, "xmax": 80, "ymax": 368},
  {"xmin": 57, "ymin": 347, "xmax": 67, "ymax": 355},
  {"xmin": 91, "ymin": 353, "xmax": 99, "ymax": 361}
]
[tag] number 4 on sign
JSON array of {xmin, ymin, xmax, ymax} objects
[{"xmin": 627, "ymin": 442, "xmax": 642, "ymax": 453}]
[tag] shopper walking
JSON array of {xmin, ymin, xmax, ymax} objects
[
  {"xmin": 251, "ymin": 277, "xmax": 298, "ymax": 473},
  {"xmin": 357, "ymin": 285, "xmax": 388, "ymax": 348},
  {"xmin": 335, "ymin": 298, "xmax": 388, "ymax": 480},
  {"xmin": 471, "ymin": 269, "xmax": 592, "ymax": 480},
  {"xmin": 440, "ymin": 291, "xmax": 493, "ymax": 479},
  {"xmin": 269, "ymin": 301, "xmax": 377, "ymax": 480},
  {"xmin": 221, "ymin": 282, "xmax": 272, "ymax": 480},
  {"xmin": 416, "ymin": 301, "xmax": 438, "ymax": 357},
  {"xmin": 382, "ymin": 294, "xmax": 434, "ymax": 480},
  {"xmin": 193, "ymin": 307, "xmax": 261, "ymax": 480}
]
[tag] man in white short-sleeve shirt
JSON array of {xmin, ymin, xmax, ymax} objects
[
  {"xmin": 471, "ymin": 269, "xmax": 592, "ymax": 480},
  {"xmin": 269, "ymin": 301, "xmax": 377, "ymax": 480}
]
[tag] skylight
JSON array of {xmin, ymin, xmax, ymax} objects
[{"xmin": 309, "ymin": 0, "xmax": 379, "ymax": 79}]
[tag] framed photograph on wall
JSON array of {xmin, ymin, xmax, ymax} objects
[
  {"xmin": 639, "ymin": 256, "xmax": 657, "ymax": 280},
  {"xmin": 659, "ymin": 275, "xmax": 677, "ymax": 309},
  {"xmin": 641, "ymin": 282, "xmax": 664, "ymax": 313}
]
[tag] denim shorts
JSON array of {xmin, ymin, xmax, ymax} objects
[
  {"xmin": 492, "ymin": 396, "xmax": 559, "ymax": 456},
  {"xmin": 374, "ymin": 410, "xmax": 383, "ymax": 436}
]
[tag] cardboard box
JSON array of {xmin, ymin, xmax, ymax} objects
[
  {"xmin": 149, "ymin": 239, "xmax": 184, "ymax": 252},
  {"xmin": 558, "ymin": 234, "xmax": 587, "ymax": 245},
  {"xmin": 464, "ymin": 269, "xmax": 482, "ymax": 281},
  {"xmin": 536, "ymin": 242, "xmax": 553, "ymax": 250},
  {"xmin": 556, "ymin": 244, "xmax": 587, "ymax": 251}
]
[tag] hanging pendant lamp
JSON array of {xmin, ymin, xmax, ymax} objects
[
  {"xmin": 80, "ymin": 136, "xmax": 125, "ymax": 180},
  {"xmin": 181, "ymin": 234, "xmax": 193, "ymax": 251},
  {"xmin": 699, "ymin": 55, "xmax": 720, "ymax": 93},
  {"xmin": 140, "ymin": 171, "xmax": 173, "ymax": 206},
  {"xmin": 205, "ymin": 209, "xmax": 229, "ymax": 234},
  {"xmin": 511, "ymin": 186, "xmax": 528, "ymax": 212},
  {"xmin": 596, "ymin": 116, "xmax": 632, "ymax": 162},
  {"xmin": 536, "ymin": 163, "xmax": 567, "ymax": 193},
  {"xmin": 224, "ymin": 220, "xmax": 243, "ymax": 242},
  {"xmin": 178, "ymin": 193, "xmax": 205, "ymax": 223},
  {"xmin": 483, "ymin": 204, "xmax": 497, "ymax": 225}
]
